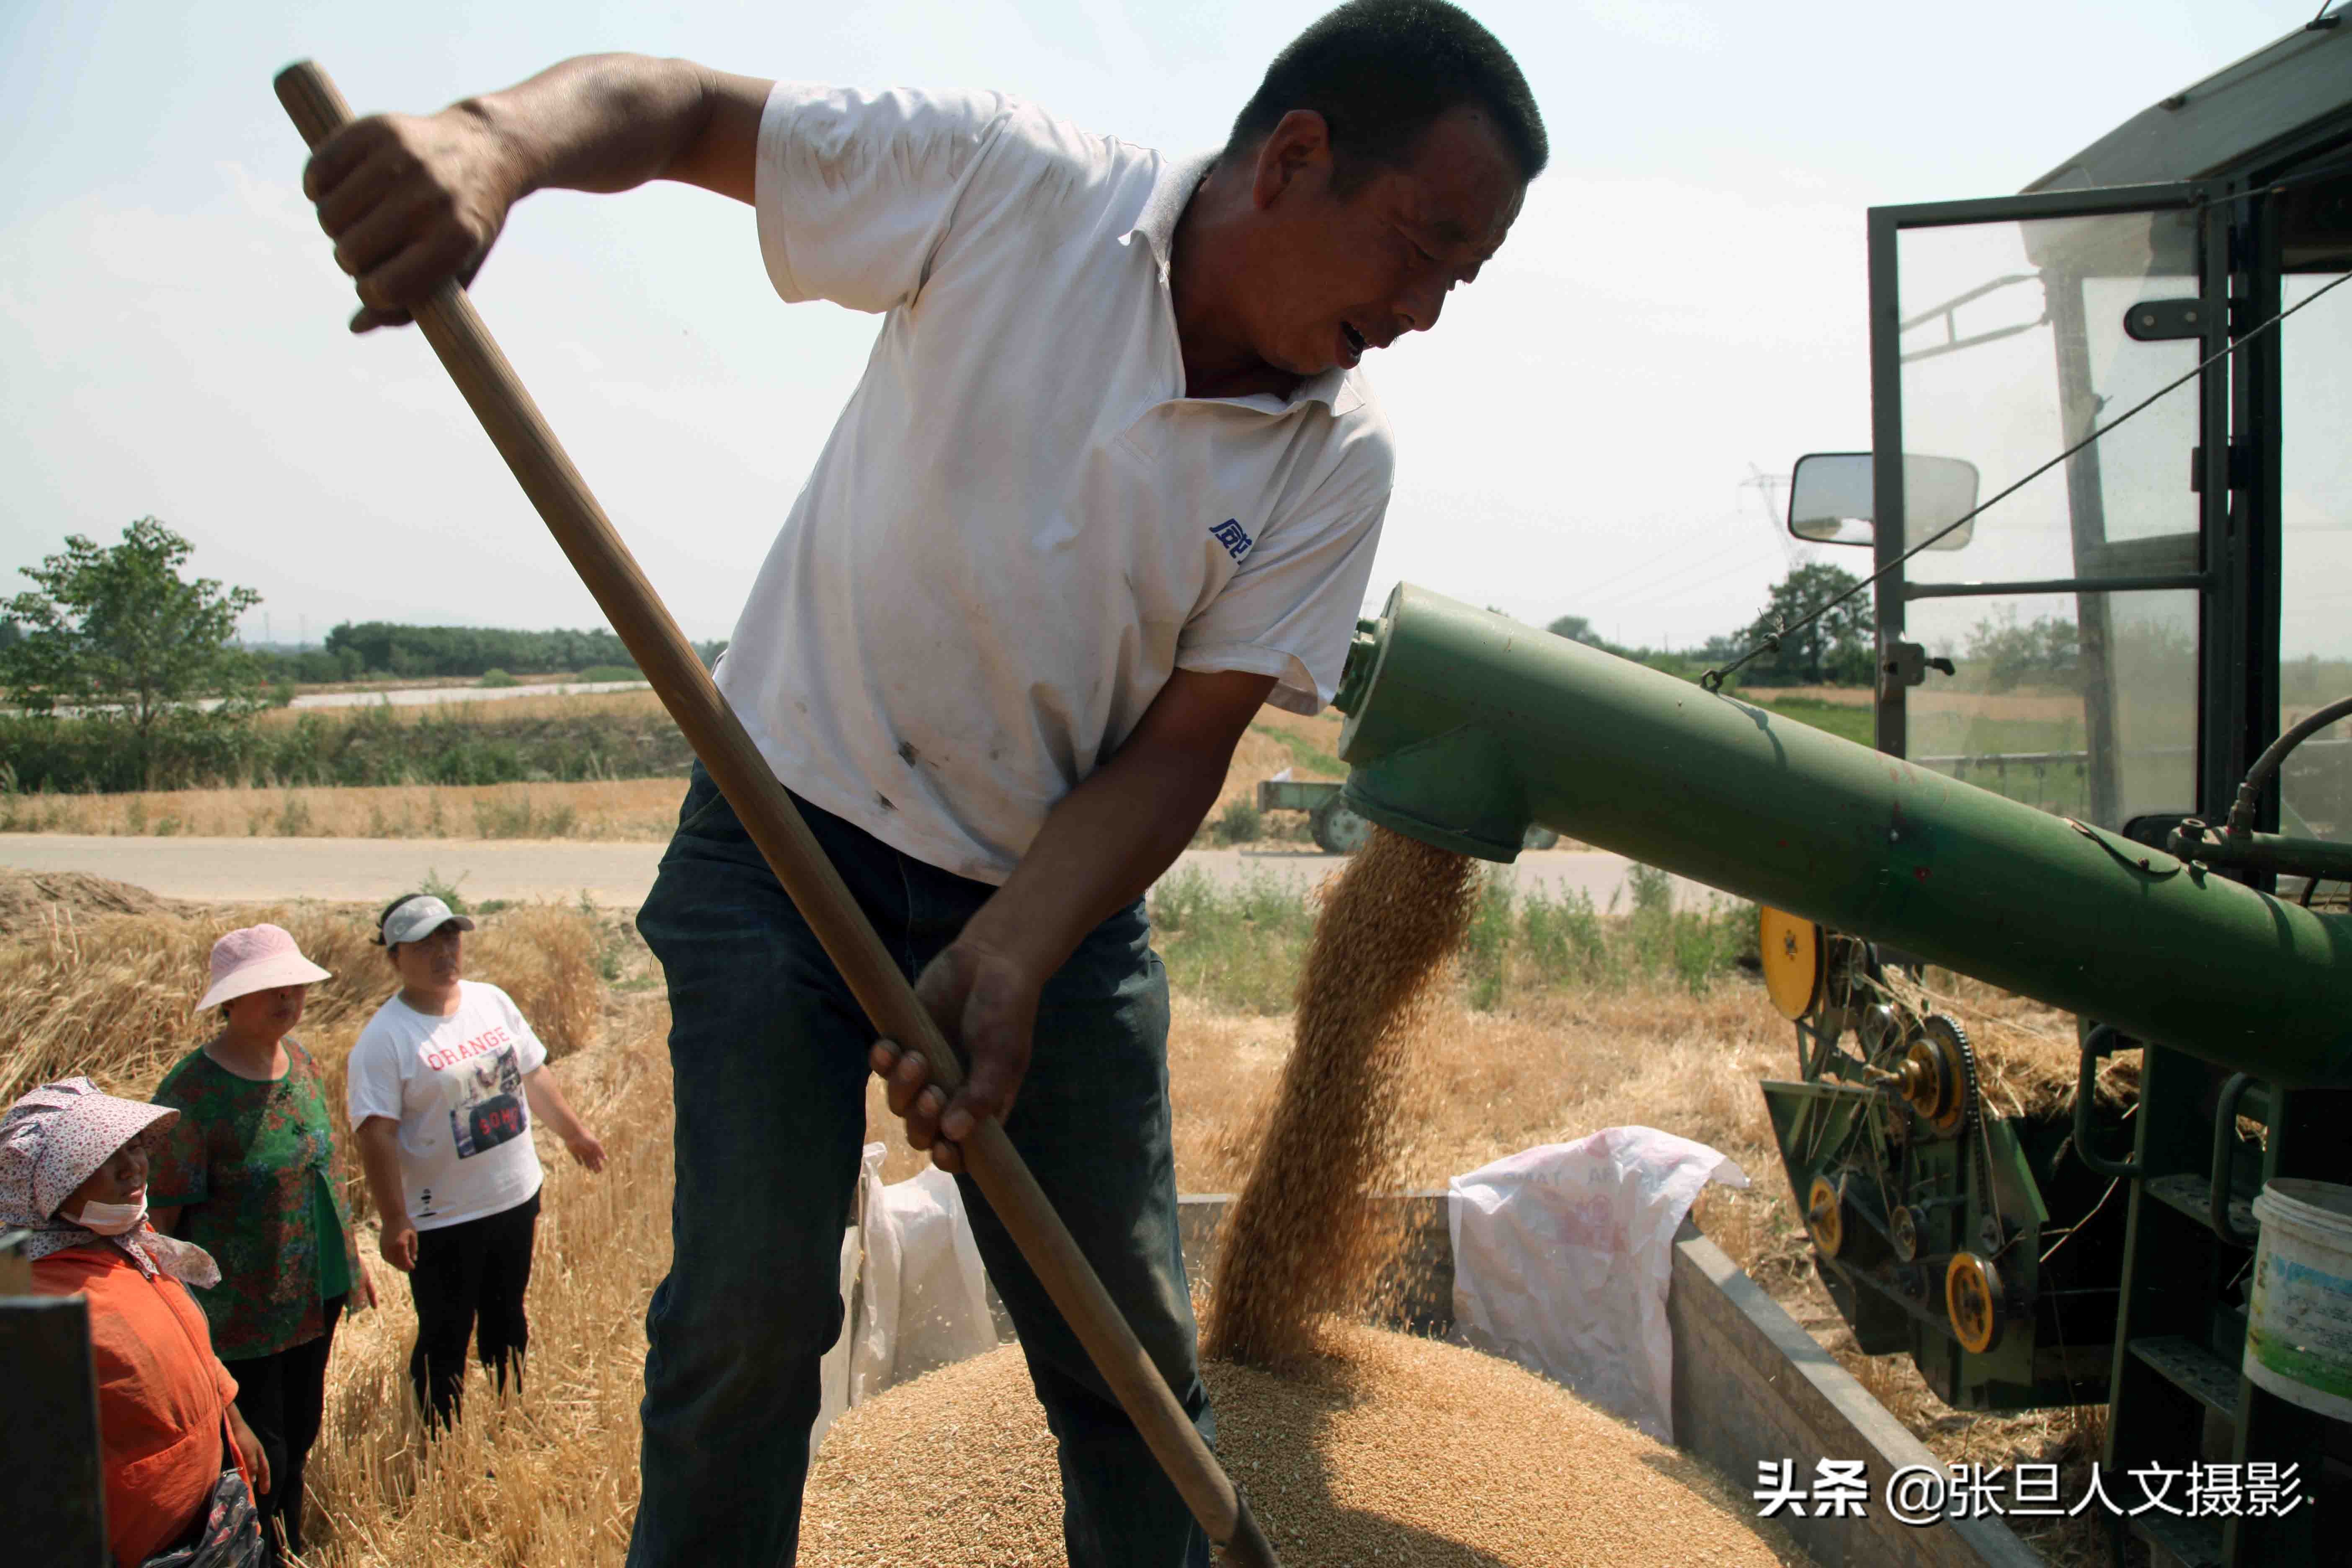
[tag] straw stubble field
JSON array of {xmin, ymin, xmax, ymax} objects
[{"xmin": 1, "ymin": 869, "xmax": 2108, "ymax": 1565}]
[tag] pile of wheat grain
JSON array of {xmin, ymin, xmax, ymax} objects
[
  {"xmin": 1204, "ymin": 828, "xmax": 1480, "ymax": 1367},
  {"xmin": 801, "ymin": 1324, "xmax": 1797, "ymax": 1566}
]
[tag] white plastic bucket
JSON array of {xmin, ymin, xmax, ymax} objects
[{"xmin": 2244, "ymin": 1178, "xmax": 2352, "ymax": 1421}]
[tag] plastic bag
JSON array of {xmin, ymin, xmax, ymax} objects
[
  {"xmin": 1448, "ymin": 1126, "xmax": 1749, "ymax": 1441},
  {"xmin": 810, "ymin": 1217, "xmax": 862, "ymax": 1452},
  {"xmin": 849, "ymin": 1147, "xmax": 997, "ymax": 1405}
]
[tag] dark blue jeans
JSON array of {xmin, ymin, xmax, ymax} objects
[{"xmin": 625, "ymin": 766, "xmax": 1212, "ymax": 1568}]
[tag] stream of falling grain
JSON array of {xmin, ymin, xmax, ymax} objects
[{"xmin": 1204, "ymin": 828, "xmax": 1479, "ymax": 1368}]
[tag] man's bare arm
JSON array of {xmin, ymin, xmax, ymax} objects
[
  {"xmin": 300, "ymin": 54, "xmax": 771, "ymax": 330},
  {"xmin": 875, "ymin": 666, "xmax": 1279, "ymax": 1171}
]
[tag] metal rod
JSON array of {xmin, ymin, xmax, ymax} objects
[
  {"xmin": 2210, "ymin": 1074, "xmax": 2260, "ymax": 1246},
  {"xmin": 2073, "ymin": 1026, "xmax": 2143, "ymax": 1181},
  {"xmin": 271, "ymin": 59, "xmax": 1274, "ymax": 1566},
  {"xmin": 1901, "ymin": 573, "xmax": 2209, "ymax": 599}
]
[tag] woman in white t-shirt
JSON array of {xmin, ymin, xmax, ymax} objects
[{"xmin": 346, "ymin": 894, "xmax": 605, "ymax": 1426}]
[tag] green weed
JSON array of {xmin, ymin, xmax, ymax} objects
[
  {"xmin": 1209, "ymin": 797, "xmax": 1263, "ymax": 846},
  {"xmin": 472, "ymin": 794, "xmax": 580, "ymax": 839},
  {"xmin": 1147, "ymin": 868, "xmax": 1316, "ymax": 1014},
  {"xmin": 1462, "ymin": 874, "xmax": 1514, "ymax": 1011},
  {"xmin": 419, "ymin": 868, "xmax": 469, "ymax": 914}
]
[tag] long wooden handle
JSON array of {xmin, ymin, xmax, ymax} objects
[{"xmin": 273, "ymin": 59, "xmax": 1274, "ymax": 1565}]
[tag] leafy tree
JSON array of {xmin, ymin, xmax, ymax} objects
[
  {"xmin": 2, "ymin": 518, "xmax": 265, "ymax": 784},
  {"xmin": 1966, "ymin": 611, "xmax": 2078, "ymax": 692},
  {"xmin": 1545, "ymin": 614, "xmax": 1596, "ymax": 643},
  {"xmin": 1736, "ymin": 562, "xmax": 1873, "ymax": 685}
]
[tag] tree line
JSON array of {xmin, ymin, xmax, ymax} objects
[
  {"xmin": 0, "ymin": 518, "xmax": 721, "ymax": 792},
  {"xmin": 263, "ymin": 623, "xmax": 650, "ymax": 683}
]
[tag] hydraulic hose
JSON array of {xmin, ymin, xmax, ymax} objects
[{"xmin": 2226, "ymin": 694, "xmax": 2352, "ymax": 835}]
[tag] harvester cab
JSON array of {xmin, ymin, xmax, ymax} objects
[
  {"xmin": 1325, "ymin": 14, "xmax": 2352, "ymax": 1567},
  {"xmin": 1762, "ymin": 17, "xmax": 2352, "ymax": 1565}
]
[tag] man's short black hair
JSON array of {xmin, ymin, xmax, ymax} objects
[{"xmin": 1225, "ymin": 0, "xmax": 1547, "ymax": 187}]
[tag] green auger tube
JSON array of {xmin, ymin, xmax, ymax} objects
[{"xmin": 1332, "ymin": 583, "xmax": 2352, "ymax": 1087}]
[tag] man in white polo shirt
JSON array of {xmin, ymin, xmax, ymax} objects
[{"xmin": 299, "ymin": 3, "xmax": 1544, "ymax": 1561}]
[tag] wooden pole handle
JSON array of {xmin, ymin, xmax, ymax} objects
[{"xmin": 272, "ymin": 59, "xmax": 1274, "ymax": 1566}]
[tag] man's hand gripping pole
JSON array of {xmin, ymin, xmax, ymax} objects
[{"xmin": 271, "ymin": 59, "xmax": 1277, "ymax": 1568}]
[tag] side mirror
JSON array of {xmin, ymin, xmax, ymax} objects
[{"xmin": 1787, "ymin": 452, "xmax": 1981, "ymax": 552}]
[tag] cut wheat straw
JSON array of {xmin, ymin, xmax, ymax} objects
[{"xmin": 0, "ymin": 878, "xmax": 604, "ymax": 1108}]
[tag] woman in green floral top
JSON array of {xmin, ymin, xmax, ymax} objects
[{"xmin": 150, "ymin": 923, "xmax": 375, "ymax": 1566}]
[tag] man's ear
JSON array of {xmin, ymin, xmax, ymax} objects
[{"xmin": 1251, "ymin": 110, "xmax": 1334, "ymax": 210}]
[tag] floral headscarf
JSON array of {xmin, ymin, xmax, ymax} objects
[{"xmin": 0, "ymin": 1077, "xmax": 219, "ymax": 1286}]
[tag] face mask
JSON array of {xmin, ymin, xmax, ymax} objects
[{"xmin": 73, "ymin": 1196, "xmax": 148, "ymax": 1235}]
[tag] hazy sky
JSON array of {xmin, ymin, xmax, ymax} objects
[{"xmin": 1, "ymin": 1, "xmax": 2334, "ymax": 654}]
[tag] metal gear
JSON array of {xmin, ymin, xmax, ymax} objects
[{"xmin": 1895, "ymin": 1013, "xmax": 1980, "ymax": 1139}]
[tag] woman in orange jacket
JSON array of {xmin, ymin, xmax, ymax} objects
[{"xmin": 3, "ymin": 1078, "xmax": 271, "ymax": 1567}]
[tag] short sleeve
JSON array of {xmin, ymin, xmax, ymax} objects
[
  {"xmin": 756, "ymin": 82, "xmax": 1019, "ymax": 313},
  {"xmin": 495, "ymin": 988, "xmax": 550, "ymax": 1075},
  {"xmin": 1176, "ymin": 425, "xmax": 1393, "ymax": 714},
  {"xmin": 146, "ymin": 1068, "xmax": 209, "ymax": 1208},
  {"xmin": 344, "ymin": 1024, "xmax": 405, "ymax": 1130}
]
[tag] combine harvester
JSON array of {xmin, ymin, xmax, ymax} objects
[{"xmin": 1315, "ymin": 13, "xmax": 2352, "ymax": 1568}]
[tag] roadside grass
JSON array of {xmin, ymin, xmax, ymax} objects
[
  {"xmin": 1, "ymin": 689, "xmax": 691, "ymax": 797},
  {"xmin": 1148, "ymin": 859, "xmax": 1755, "ymax": 1017},
  {"xmin": 0, "ymin": 778, "xmax": 686, "ymax": 841}
]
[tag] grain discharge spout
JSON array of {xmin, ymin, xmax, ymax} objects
[{"xmin": 1331, "ymin": 583, "xmax": 2352, "ymax": 1087}]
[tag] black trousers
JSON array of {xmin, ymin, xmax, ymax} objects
[
  {"xmin": 407, "ymin": 1189, "xmax": 539, "ymax": 1426},
  {"xmin": 222, "ymin": 1294, "xmax": 345, "ymax": 1563}
]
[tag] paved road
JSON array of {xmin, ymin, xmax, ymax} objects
[{"xmin": 0, "ymin": 834, "xmax": 1720, "ymax": 910}]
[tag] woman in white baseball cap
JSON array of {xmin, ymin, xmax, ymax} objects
[
  {"xmin": 348, "ymin": 891, "xmax": 603, "ymax": 1428},
  {"xmin": 147, "ymin": 925, "xmax": 373, "ymax": 1565}
]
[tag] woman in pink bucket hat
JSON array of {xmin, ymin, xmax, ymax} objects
[
  {"xmin": 146, "ymin": 925, "xmax": 373, "ymax": 1566},
  {"xmin": 5, "ymin": 1077, "xmax": 271, "ymax": 1566}
]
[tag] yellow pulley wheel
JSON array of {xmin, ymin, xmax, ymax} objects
[
  {"xmin": 1946, "ymin": 1252, "xmax": 2006, "ymax": 1354},
  {"xmin": 1759, "ymin": 907, "xmax": 1823, "ymax": 1021},
  {"xmin": 1805, "ymin": 1176, "xmax": 1845, "ymax": 1257}
]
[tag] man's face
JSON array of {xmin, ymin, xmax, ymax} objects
[{"xmin": 1239, "ymin": 106, "xmax": 1525, "ymax": 379}]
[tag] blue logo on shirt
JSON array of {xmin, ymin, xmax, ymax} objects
[{"xmin": 1210, "ymin": 518, "xmax": 1253, "ymax": 561}]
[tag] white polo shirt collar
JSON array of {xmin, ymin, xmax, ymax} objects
[{"xmin": 1120, "ymin": 150, "xmax": 1357, "ymax": 416}]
